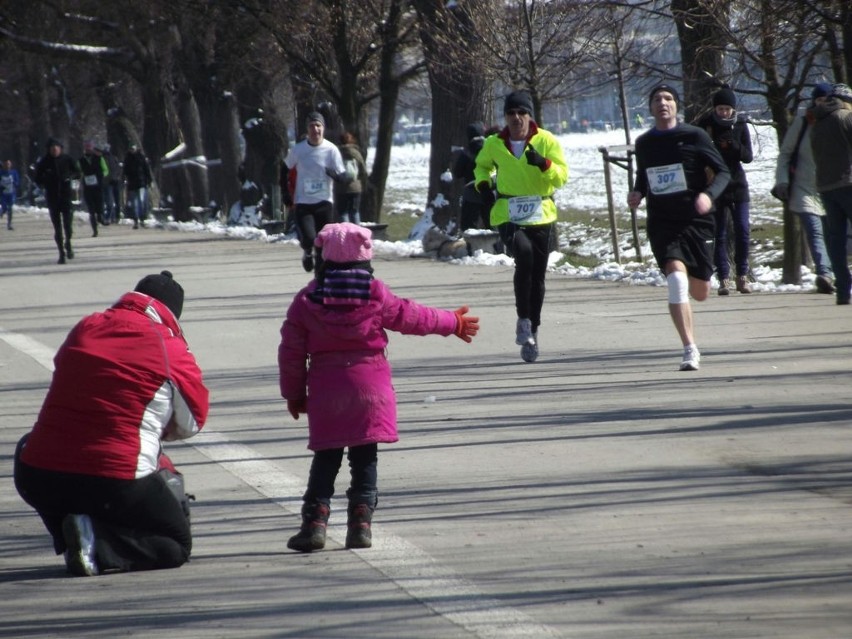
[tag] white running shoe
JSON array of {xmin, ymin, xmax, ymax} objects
[
  {"xmin": 679, "ymin": 345, "xmax": 700, "ymax": 371},
  {"xmin": 521, "ymin": 332, "xmax": 539, "ymax": 363},
  {"xmin": 515, "ymin": 318, "xmax": 533, "ymax": 346},
  {"xmin": 62, "ymin": 514, "xmax": 99, "ymax": 577}
]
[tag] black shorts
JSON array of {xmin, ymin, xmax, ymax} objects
[{"xmin": 647, "ymin": 214, "xmax": 715, "ymax": 280}]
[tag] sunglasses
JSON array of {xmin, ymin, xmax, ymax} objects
[{"xmin": 505, "ymin": 109, "xmax": 529, "ymax": 117}]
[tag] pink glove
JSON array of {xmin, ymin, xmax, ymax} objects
[
  {"xmin": 453, "ymin": 306, "xmax": 480, "ymax": 343},
  {"xmin": 288, "ymin": 397, "xmax": 307, "ymax": 420}
]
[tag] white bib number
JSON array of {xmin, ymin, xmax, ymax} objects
[
  {"xmin": 304, "ymin": 178, "xmax": 330, "ymax": 199},
  {"xmin": 84, "ymin": 174, "xmax": 98, "ymax": 186},
  {"xmin": 507, "ymin": 195, "xmax": 544, "ymax": 224},
  {"xmin": 647, "ymin": 163, "xmax": 687, "ymax": 195},
  {"xmin": 0, "ymin": 175, "xmax": 12, "ymax": 193}
]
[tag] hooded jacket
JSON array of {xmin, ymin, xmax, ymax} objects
[
  {"xmin": 279, "ymin": 276, "xmax": 457, "ymax": 451},
  {"xmin": 21, "ymin": 292, "xmax": 209, "ymax": 480},
  {"xmin": 810, "ymin": 98, "xmax": 852, "ymax": 193},
  {"xmin": 34, "ymin": 151, "xmax": 81, "ymax": 204},
  {"xmin": 774, "ymin": 112, "xmax": 824, "ymax": 216},
  {"xmin": 696, "ymin": 112, "xmax": 753, "ymax": 202}
]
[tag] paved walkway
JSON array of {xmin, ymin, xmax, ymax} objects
[{"xmin": 1, "ymin": 210, "xmax": 850, "ymax": 638}]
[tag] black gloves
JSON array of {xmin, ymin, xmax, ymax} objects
[
  {"xmin": 325, "ymin": 167, "xmax": 354, "ymax": 185},
  {"xmin": 525, "ymin": 145, "xmax": 548, "ymax": 171},
  {"xmin": 476, "ymin": 181, "xmax": 496, "ymax": 211}
]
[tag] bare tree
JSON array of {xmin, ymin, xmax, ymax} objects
[
  {"xmin": 670, "ymin": 0, "xmax": 730, "ymax": 121},
  {"xmin": 235, "ymin": 0, "xmax": 424, "ymax": 222},
  {"xmin": 411, "ymin": 0, "xmax": 490, "ymax": 223}
]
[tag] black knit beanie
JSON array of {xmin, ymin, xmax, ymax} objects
[
  {"xmin": 306, "ymin": 111, "xmax": 326, "ymax": 127},
  {"xmin": 503, "ymin": 91, "xmax": 533, "ymax": 114},
  {"xmin": 713, "ymin": 87, "xmax": 737, "ymax": 108},
  {"xmin": 135, "ymin": 270, "xmax": 184, "ymax": 319},
  {"xmin": 648, "ymin": 83, "xmax": 680, "ymax": 107},
  {"xmin": 466, "ymin": 121, "xmax": 485, "ymax": 140}
]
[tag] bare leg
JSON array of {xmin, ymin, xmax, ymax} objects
[{"xmin": 665, "ymin": 260, "xmax": 708, "ymax": 347}]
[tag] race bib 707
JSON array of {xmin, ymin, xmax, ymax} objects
[{"xmin": 507, "ymin": 195, "xmax": 544, "ymax": 224}]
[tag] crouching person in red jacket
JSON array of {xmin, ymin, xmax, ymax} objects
[{"xmin": 13, "ymin": 270, "xmax": 209, "ymax": 576}]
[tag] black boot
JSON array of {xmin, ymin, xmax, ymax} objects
[
  {"xmin": 287, "ymin": 502, "xmax": 330, "ymax": 553},
  {"xmin": 345, "ymin": 503, "xmax": 373, "ymax": 549}
]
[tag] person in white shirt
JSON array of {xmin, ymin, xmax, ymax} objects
[{"xmin": 284, "ymin": 112, "xmax": 351, "ymax": 272}]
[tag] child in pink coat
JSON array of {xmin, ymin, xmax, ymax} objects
[{"xmin": 279, "ymin": 222, "xmax": 479, "ymax": 552}]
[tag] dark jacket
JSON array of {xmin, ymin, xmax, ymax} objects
[
  {"xmin": 123, "ymin": 150, "xmax": 152, "ymax": 190},
  {"xmin": 696, "ymin": 112, "xmax": 753, "ymax": 203},
  {"xmin": 810, "ymin": 98, "xmax": 852, "ymax": 193},
  {"xmin": 79, "ymin": 152, "xmax": 108, "ymax": 191},
  {"xmin": 632, "ymin": 123, "xmax": 731, "ymax": 222},
  {"xmin": 34, "ymin": 153, "xmax": 81, "ymax": 205},
  {"xmin": 103, "ymin": 150, "xmax": 122, "ymax": 184}
]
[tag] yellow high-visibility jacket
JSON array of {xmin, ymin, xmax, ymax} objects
[{"xmin": 473, "ymin": 123, "xmax": 568, "ymax": 227}]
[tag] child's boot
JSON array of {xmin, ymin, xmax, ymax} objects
[
  {"xmin": 345, "ymin": 502, "xmax": 374, "ymax": 549},
  {"xmin": 287, "ymin": 502, "xmax": 330, "ymax": 552}
]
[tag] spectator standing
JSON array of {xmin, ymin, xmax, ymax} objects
[
  {"xmin": 696, "ymin": 86, "xmax": 754, "ymax": 295},
  {"xmin": 283, "ymin": 112, "xmax": 351, "ymax": 272},
  {"xmin": 124, "ymin": 143, "xmax": 152, "ymax": 229},
  {"xmin": 102, "ymin": 144, "xmax": 123, "ymax": 225},
  {"xmin": 473, "ymin": 90, "xmax": 569, "ymax": 363},
  {"xmin": 79, "ymin": 141, "xmax": 109, "ymax": 236},
  {"xmin": 335, "ymin": 132, "xmax": 368, "ymax": 225},
  {"xmin": 452, "ymin": 121, "xmax": 487, "ymax": 231},
  {"xmin": 13, "ymin": 271, "xmax": 209, "ymax": 576},
  {"xmin": 34, "ymin": 138, "xmax": 81, "ymax": 264},
  {"xmin": 772, "ymin": 83, "xmax": 835, "ymax": 294},
  {"xmin": 279, "ymin": 223, "xmax": 478, "ymax": 552},
  {"xmin": 628, "ymin": 84, "xmax": 731, "ymax": 371},
  {"xmin": 810, "ymin": 83, "xmax": 852, "ymax": 305},
  {"xmin": 0, "ymin": 159, "xmax": 21, "ymax": 230},
  {"xmin": 228, "ymin": 164, "xmax": 264, "ymax": 227}
]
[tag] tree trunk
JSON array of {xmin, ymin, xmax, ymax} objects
[
  {"xmin": 364, "ymin": 75, "xmax": 399, "ymax": 224},
  {"xmin": 670, "ymin": 0, "xmax": 729, "ymax": 121},
  {"xmin": 415, "ymin": 0, "xmax": 488, "ymax": 230}
]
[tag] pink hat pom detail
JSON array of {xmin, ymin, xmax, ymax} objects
[{"xmin": 315, "ymin": 222, "xmax": 373, "ymax": 262}]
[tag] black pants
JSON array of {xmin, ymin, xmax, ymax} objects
[
  {"xmin": 83, "ymin": 186, "xmax": 105, "ymax": 233},
  {"xmin": 501, "ymin": 222, "xmax": 555, "ymax": 331},
  {"xmin": 295, "ymin": 201, "xmax": 334, "ymax": 256},
  {"xmin": 47, "ymin": 197, "xmax": 74, "ymax": 256},
  {"xmin": 14, "ymin": 435, "xmax": 191, "ymax": 573},
  {"xmin": 303, "ymin": 443, "xmax": 378, "ymax": 509}
]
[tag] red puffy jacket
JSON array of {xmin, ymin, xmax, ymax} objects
[{"xmin": 21, "ymin": 292, "xmax": 209, "ymax": 479}]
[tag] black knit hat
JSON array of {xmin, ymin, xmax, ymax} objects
[
  {"xmin": 503, "ymin": 90, "xmax": 533, "ymax": 115},
  {"xmin": 648, "ymin": 83, "xmax": 680, "ymax": 107},
  {"xmin": 134, "ymin": 270, "xmax": 184, "ymax": 319},
  {"xmin": 466, "ymin": 121, "xmax": 485, "ymax": 140},
  {"xmin": 713, "ymin": 87, "xmax": 737, "ymax": 108},
  {"xmin": 306, "ymin": 111, "xmax": 326, "ymax": 127},
  {"xmin": 46, "ymin": 137, "xmax": 63, "ymax": 149}
]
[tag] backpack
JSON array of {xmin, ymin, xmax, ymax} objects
[
  {"xmin": 344, "ymin": 158, "xmax": 359, "ymax": 182},
  {"xmin": 158, "ymin": 453, "xmax": 194, "ymax": 521}
]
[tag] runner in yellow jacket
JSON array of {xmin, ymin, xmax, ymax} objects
[{"xmin": 474, "ymin": 90, "xmax": 568, "ymax": 362}]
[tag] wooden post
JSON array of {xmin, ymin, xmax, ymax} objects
[{"xmin": 600, "ymin": 147, "xmax": 621, "ymax": 264}]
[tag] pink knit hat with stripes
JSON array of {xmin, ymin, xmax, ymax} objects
[{"xmin": 315, "ymin": 223, "xmax": 373, "ymax": 262}]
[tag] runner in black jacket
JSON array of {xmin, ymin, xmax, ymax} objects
[
  {"xmin": 34, "ymin": 138, "xmax": 81, "ymax": 264},
  {"xmin": 628, "ymin": 84, "xmax": 730, "ymax": 371}
]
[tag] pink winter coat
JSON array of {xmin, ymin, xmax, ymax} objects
[{"xmin": 278, "ymin": 277, "xmax": 458, "ymax": 451}]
